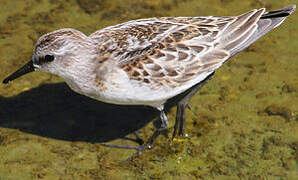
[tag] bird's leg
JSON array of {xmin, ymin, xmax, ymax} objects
[
  {"xmin": 146, "ymin": 110, "xmax": 168, "ymax": 148},
  {"xmin": 124, "ymin": 109, "xmax": 168, "ymax": 162},
  {"xmin": 102, "ymin": 108, "xmax": 169, "ymax": 162},
  {"xmin": 172, "ymin": 73, "xmax": 214, "ymax": 139},
  {"xmin": 173, "ymin": 102, "xmax": 187, "ymax": 138}
]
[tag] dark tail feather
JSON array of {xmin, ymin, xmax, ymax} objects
[
  {"xmin": 229, "ymin": 5, "xmax": 296, "ymax": 57},
  {"xmin": 261, "ymin": 5, "xmax": 296, "ymax": 19}
]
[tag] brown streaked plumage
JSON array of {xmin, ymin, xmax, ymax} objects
[
  {"xmin": 2, "ymin": 5, "xmax": 296, "ymax": 160},
  {"xmin": 88, "ymin": 6, "xmax": 294, "ymax": 93}
]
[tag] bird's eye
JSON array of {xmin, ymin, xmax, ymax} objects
[{"xmin": 44, "ymin": 55, "xmax": 54, "ymax": 62}]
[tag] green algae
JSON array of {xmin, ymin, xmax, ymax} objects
[{"xmin": 0, "ymin": 0, "xmax": 297, "ymax": 179}]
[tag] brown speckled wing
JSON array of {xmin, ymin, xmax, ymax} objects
[{"xmin": 90, "ymin": 8, "xmax": 265, "ymax": 89}]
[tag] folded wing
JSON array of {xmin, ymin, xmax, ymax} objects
[{"xmin": 90, "ymin": 5, "xmax": 295, "ymax": 93}]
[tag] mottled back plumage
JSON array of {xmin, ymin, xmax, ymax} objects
[
  {"xmin": 2, "ymin": 5, "xmax": 295, "ymax": 156},
  {"xmin": 3, "ymin": 5, "xmax": 295, "ymax": 108},
  {"xmin": 88, "ymin": 5, "xmax": 295, "ymax": 95}
]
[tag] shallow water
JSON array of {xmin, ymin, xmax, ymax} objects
[{"xmin": 0, "ymin": 0, "xmax": 297, "ymax": 179}]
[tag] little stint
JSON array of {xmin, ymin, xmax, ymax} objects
[{"xmin": 3, "ymin": 5, "xmax": 296, "ymax": 159}]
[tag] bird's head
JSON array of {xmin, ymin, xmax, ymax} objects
[{"xmin": 3, "ymin": 28, "xmax": 94, "ymax": 84}]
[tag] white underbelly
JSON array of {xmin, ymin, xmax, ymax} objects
[
  {"xmin": 89, "ymin": 70, "xmax": 168, "ymax": 108},
  {"xmin": 83, "ymin": 68, "xmax": 213, "ymax": 109}
]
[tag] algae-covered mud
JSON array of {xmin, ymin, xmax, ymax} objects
[{"xmin": 0, "ymin": 0, "xmax": 297, "ymax": 179}]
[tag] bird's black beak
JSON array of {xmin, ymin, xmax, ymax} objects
[{"xmin": 2, "ymin": 61, "xmax": 35, "ymax": 84}]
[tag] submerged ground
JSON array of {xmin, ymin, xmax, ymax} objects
[{"xmin": 0, "ymin": 0, "xmax": 297, "ymax": 179}]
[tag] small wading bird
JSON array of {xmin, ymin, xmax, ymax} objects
[{"xmin": 3, "ymin": 5, "xmax": 296, "ymax": 160}]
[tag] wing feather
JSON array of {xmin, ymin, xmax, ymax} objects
[{"xmin": 90, "ymin": 6, "xmax": 294, "ymax": 91}]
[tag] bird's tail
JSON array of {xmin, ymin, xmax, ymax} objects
[
  {"xmin": 227, "ymin": 5, "xmax": 296, "ymax": 57},
  {"xmin": 261, "ymin": 5, "xmax": 296, "ymax": 19}
]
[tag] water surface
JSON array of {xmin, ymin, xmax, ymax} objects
[{"xmin": 0, "ymin": 0, "xmax": 297, "ymax": 179}]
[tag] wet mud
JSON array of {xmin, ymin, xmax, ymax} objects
[{"xmin": 0, "ymin": 0, "xmax": 297, "ymax": 179}]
